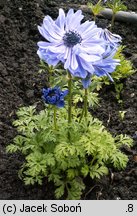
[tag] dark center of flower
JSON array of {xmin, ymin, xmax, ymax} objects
[
  {"xmin": 49, "ymin": 91, "xmax": 56, "ymax": 97},
  {"xmin": 63, "ymin": 31, "xmax": 82, "ymax": 47}
]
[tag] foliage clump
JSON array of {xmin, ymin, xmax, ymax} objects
[{"xmin": 6, "ymin": 106, "xmax": 133, "ymax": 199}]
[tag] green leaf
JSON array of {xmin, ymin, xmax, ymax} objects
[
  {"xmin": 110, "ymin": 151, "xmax": 128, "ymax": 170},
  {"xmin": 90, "ymin": 164, "xmax": 108, "ymax": 179},
  {"xmin": 107, "ymin": 0, "xmax": 127, "ymax": 13},
  {"xmin": 6, "ymin": 144, "xmax": 20, "ymax": 153},
  {"xmin": 115, "ymin": 134, "xmax": 133, "ymax": 148},
  {"xmin": 81, "ymin": 165, "xmax": 89, "ymax": 177},
  {"xmin": 67, "ymin": 178, "xmax": 85, "ymax": 200},
  {"xmin": 87, "ymin": 2, "xmax": 105, "ymax": 16},
  {"xmin": 67, "ymin": 169, "xmax": 78, "ymax": 179},
  {"xmin": 24, "ymin": 177, "xmax": 35, "ymax": 185},
  {"xmin": 55, "ymin": 184, "xmax": 65, "ymax": 199},
  {"xmin": 73, "ymin": 94, "xmax": 83, "ymax": 104},
  {"xmin": 44, "ymin": 153, "xmax": 55, "ymax": 166},
  {"xmin": 88, "ymin": 92, "xmax": 99, "ymax": 108}
]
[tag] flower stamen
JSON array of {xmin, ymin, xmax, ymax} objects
[{"xmin": 63, "ymin": 30, "xmax": 82, "ymax": 47}]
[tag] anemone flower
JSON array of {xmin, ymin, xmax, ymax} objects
[
  {"xmin": 93, "ymin": 45, "xmax": 120, "ymax": 81},
  {"xmin": 98, "ymin": 28, "xmax": 122, "ymax": 48},
  {"xmin": 82, "ymin": 45, "xmax": 120, "ymax": 88},
  {"xmin": 37, "ymin": 8, "xmax": 105, "ymax": 79},
  {"xmin": 42, "ymin": 87, "xmax": 68, "ymax": 108}
]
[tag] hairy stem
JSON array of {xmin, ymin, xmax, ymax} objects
[
  {"xmin": 67, "ymin": 71, "xmax": 72, "ymax": 142},
  {"xmin": 84, "ymin": 88, "xmax": 88, "ymax": 119},
  {"xmin": 54, "ymin": 106, "xmax": 57, "ymax": 130},
  {"xmin": 79, "ymin": 105, "xmax": 85, "ymax": 123},
  {"xmin": 79, "ymin": 88, "xmax": 88, "ymax": 123},
  {"xmin": 68, "ymin": 71, "xmax": 72, "ymax": 124}
]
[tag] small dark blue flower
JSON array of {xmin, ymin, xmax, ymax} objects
[{"xmin": 42, "ymin": 87, "xmax": 68, "ymax": 108}]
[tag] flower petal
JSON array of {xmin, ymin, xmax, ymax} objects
[
  {"xmin": 43, "ymin": 17, "xmax": 63, "ymax": 39},
  {"xmin": 64, "ymin": 49, "xmax": 72, "ymax": 69},
  {"xmin": 56, "ymin": 100, "xmax": 65, "ymax": 108},
  {"xmin": 80, "ymin": 58, "xmax": 95, "ymax": 73},
  {"xmin": 65, "ymin": 9, "xmax": 83, "ymax": 31},
  {"xmin": 55, "ymin": 8, "xmax": 66, "ymax": 30},
  {"xmin": 77, "ymin": 20, "xmax": 95, "ymax": 34},
  {"xmin": 71, "ymin": 53, "xmax": 78, "ymax": 70},
  {"xmin": 82, "ymin": 75, "xmax": 91, "ymax": 89}
]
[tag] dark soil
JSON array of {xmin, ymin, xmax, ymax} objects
[{"xmin": 0, "ymin": 0, "xmax": 137, "ymax": 200}]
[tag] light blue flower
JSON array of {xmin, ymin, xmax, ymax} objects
[
  {"xmin": 82, "ymin": 45, "xmax": 120, "ymax": 88},
  {"xmin": 37, "ymin": 8, "xmax": 105, "ymax": 79},
  {"xmin": 42, "ymin": 87, "xmax": 68, "ymax": 108},
  {"xmin": 91, "ymin": 29, "xmax": 121, "ymax": 81},
  {"xmin": 81, "ymin": 28, "xmax": 121, "ymax": 87},
  {"xmin": 93, "ymin": 46, "xmax": 120, "ymax": 81},
  {"xmin": 98, "ymin": 28, "xmax": 122, "ymax": 48}
]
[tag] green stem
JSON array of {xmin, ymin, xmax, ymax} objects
[
  {"xmin": 54, "ymin": 106, "xmax": 57, "ymax": 130},
  {"xmin": 67, "ymin": 71, "xmax": 72, "ymax": 142},
  {"xmin": 84, "ymin": 88, "xmax": 88, "ymax": 119},
  {"xmin": 110, "ymin": 12, "xmax": 116, "ymax": 31},
  {"xmin": 68, "ymin": 71, "xmax": 72, "ymax": 124},
  {"xmin": 79, "ymin": 88, "xmax": 88, "ymax": 123},
  {"xmin": 79, "ymin": 106, "xmax": 85, "ymax": 123},
  {"xmin": 90, "ymin": 156, "xmax": 97, "ymax": 167}
]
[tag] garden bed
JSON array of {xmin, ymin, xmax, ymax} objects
[{"xmin": 0, "ymin": 0, "xmax": 137, "ymax": 199}]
